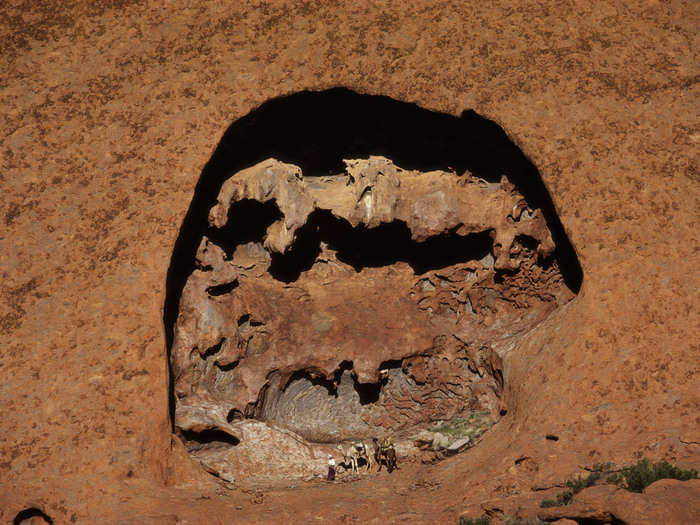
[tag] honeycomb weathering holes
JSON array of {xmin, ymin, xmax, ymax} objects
[{"xmin": 163, "ymin": 88, "xmax": 582, "ymax": 483}]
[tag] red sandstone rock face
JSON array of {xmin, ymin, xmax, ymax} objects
[
  {"xmin": 1, "ymin": 1, "xmax": 698, "ymax": 523},
  {"xmin": 171, "ymin": 155, "xmax": 574, "ymax": 479},
  {"xmin": 536, "ymin": 479, "xmax": 700, "ymax": 525}
]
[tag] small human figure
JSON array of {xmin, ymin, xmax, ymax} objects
[{"xmin": 327, "ymin": 454, "xmax": 336, "ymax": 481}]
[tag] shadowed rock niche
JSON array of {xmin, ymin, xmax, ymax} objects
[{"xmin": 165, "ymin": 89, "xmax": 582, "ymax": 483}]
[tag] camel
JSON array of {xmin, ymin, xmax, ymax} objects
[
  {"xmin": 339, "ymin": 447, "xmax": 358, "ymax": 473},
  {"xmin": 354, "ymin": 441, "xmax": 372, "ymax": 471},
  {"xmin": 372, "ymin": 437, "xmax": 397, "ymax": 473},
  {"xmin": 338, "ymin": 441, "xmax": 372, "ymax": 473}
]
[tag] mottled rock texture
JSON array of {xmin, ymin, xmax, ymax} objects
[
  {"xmin": 171, "ymin": 155, "xmax": 574, "ymax": 477},
  {"xmin": 1, "ymin": 1, "xmax": 698, "ymax": 523}
]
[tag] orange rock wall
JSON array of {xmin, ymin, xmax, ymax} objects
[{"xmin": 1, "ymin": 1, "xmax": 697, "ymax": 523}]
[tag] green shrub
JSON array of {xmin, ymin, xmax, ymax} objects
[
  {"xmin": 591, "ymin": 461, "xmax": 615, "ymax": 472},
  {"xmin": 459, "ymin": 515, "xmax": 491, "ymax": 525},
  {"xmin": 539, "ymin": 489, "xmax": 573, "ymax": 508},
  {"xmin": 436, "ymin": 411, "xmax": 493, "ymax": 440},
  {"xmin": 538, "ymin": 458, "xmax": 698, "ymax": 509},
  {"xmin": 606, "ymin": 472, "xmax": 622, "ymax": 484},
  {"xmin": 615, "ymin": 459, "xmax": 698, "ymax": 492},
  {"xmin": 540, "ymin": 470, "xmax": 599, "ymax": 508},
  {"xmin": 566, "ymin": 471, "xmax": 601, "ymax": 493}
]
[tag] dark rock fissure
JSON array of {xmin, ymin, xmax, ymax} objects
[
  {"xmin": 206, "ymin": 198, "xmax": 283, "ymax": 259},
  {"xmin": 355, "ymin": 379, "xmax": 382, "ymax": 406},
  {"xmin": 379, "ymin": 359, "xmax": 404, "ymax": 372},
  {"xmin": 268, "ymin": 209, "xmax": 495, "ymax": 283},
  {"xmin": 226, "ymin": 408, "xmax": 243, "ymax": 422},
  {"xmin": 275, "ymin": 361, "xmax": 388, "ymax": 403},
  {"xmin": 180, "ymin": 428, "xmax": 240, "ymax": 450},
  {"xmin": 206, "ymin": 279, "xmax": 239, "ymax": 296},
  {"xmin": 201, "ymin": 338, "xmax": 225, "ymax": 359},
  {"xmin": 283, "ymin": 368, "xmax": 337, "ymax": 396},
  {"xmin": 217, "ymin": 359, "xmax": 239, "ymax": 372}
]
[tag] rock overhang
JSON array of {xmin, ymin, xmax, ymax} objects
[{"xmin": 163, "ymin": 89, "xmax": 582, "ymax": 482}]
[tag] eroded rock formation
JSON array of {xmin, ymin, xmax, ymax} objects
[
  {"xmin": 5, "ymin": 2, "xmax": 698, "ymax": 521},
  {"xmin": 170, "ymin": 156, "xmax": 575, "ymax": 480}
]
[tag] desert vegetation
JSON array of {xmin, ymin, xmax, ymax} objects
[
  {"xmin": 606, "ymin": 458, "xmax": 698, "ymax": 493},
  {"xmin": 433, "ymin": 411, "xmax": 493, "ymax": 441},
  {"xmin": 540, "ymin": 458, "xmax": 698, "ymax": 508}
]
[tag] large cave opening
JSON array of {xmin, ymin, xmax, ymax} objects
[{"xmin": 164, "ymin": 88, "xmax": 582, "ymax": 484}]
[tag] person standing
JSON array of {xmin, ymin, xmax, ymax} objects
[{"xmin": 327, "ymin": 454, "xmax": 336, "ymax": 481}]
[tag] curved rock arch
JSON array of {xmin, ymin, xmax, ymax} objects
[{"xmin": 163, "ymin": 88, "xmax": 582, "ymax": 483}]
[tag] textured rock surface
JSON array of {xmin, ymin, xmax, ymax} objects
[
  {"xmin": 1, "ymin": 1, "xmax": 698, "ymax": 523},
  {"xmin": 537, "ymin": 479, "xmax": 700, "ymax": 525},
  {"xmin": 171, "ymin": 155, "xmax": 573, "ymax": 477},
  {"xmin": 184, "ymin": 419, "xmax": 337, "ymax": 485}
]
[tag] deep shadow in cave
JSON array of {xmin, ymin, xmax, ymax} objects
[
  {"xmin": 206, "ymin": 198, "xmax": 283, "ymax": 258},
  {"xmin": 179, "ymin": 428, "xmax": 240, "ymax": 449},
  {"xmin": 13, "ymin": 508, "xmax": 53, "ymax": 525},
  {"xmin": 205, "ymin": 200, "xmax": 494, "ymax": 283},
  {"xmin": 266, "ymin": 360, "xmax": 390, "ymax": 419},
  {"xmin": 276, "ymin": 360, "xmax": 385, "ymax": 403},
  {"xmin": 163, "ymin": 88, "xmax": 584, "ymax": 427},
  {"xmin": 268, "ymin": 209, "xmax": 494, "ymax": 282}
]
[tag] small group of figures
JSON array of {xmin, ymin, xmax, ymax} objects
[{"xmin": 327, "ymin": 437, "xmax": 398, "ymax": 480}]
